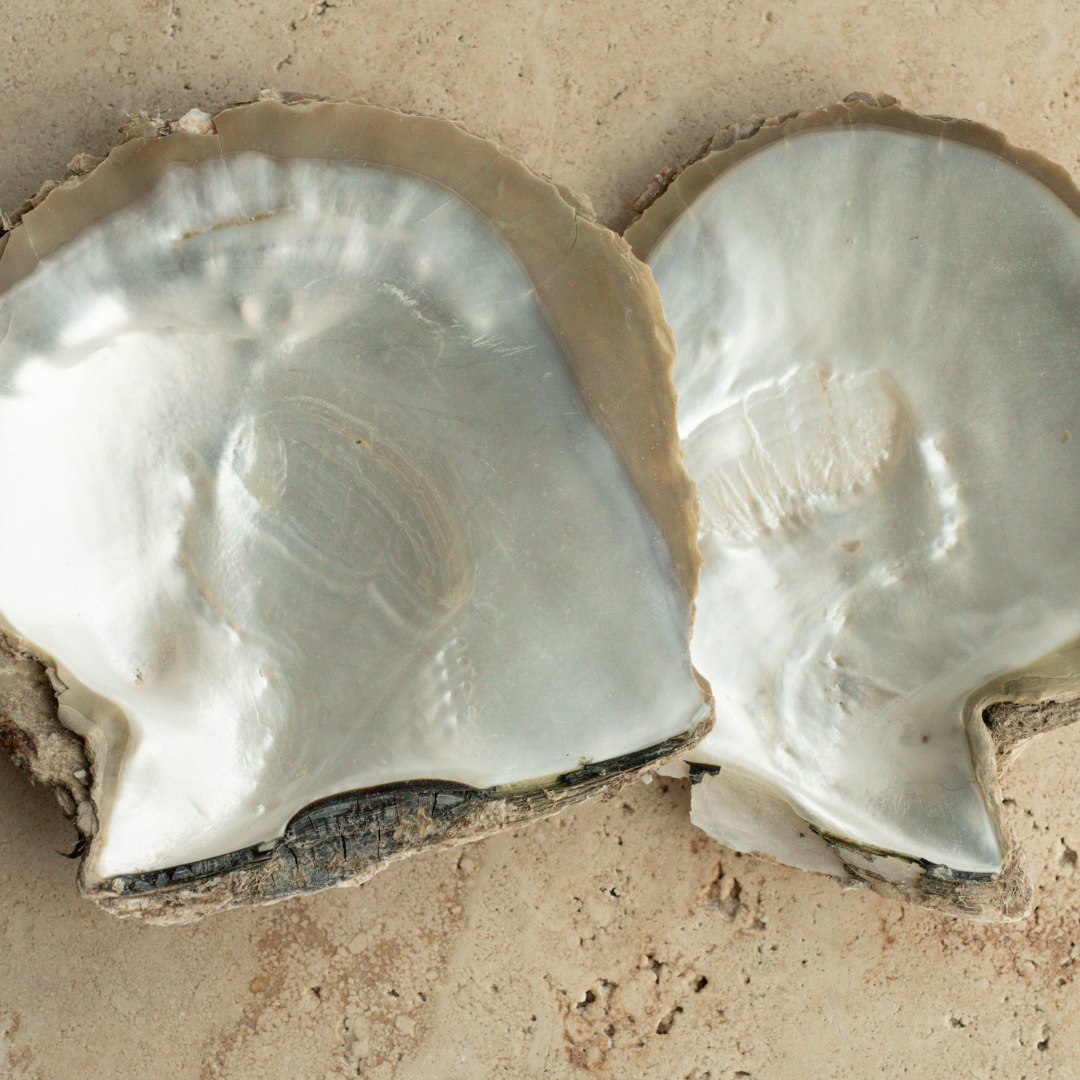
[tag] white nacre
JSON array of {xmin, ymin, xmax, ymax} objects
[
  {"xmin": 647, "ymin": 126, "xmax": 1080, "ymax": 875},
  {"xmin": 0, "ymin": 154, "xmax": 706, "ymax": 880}
]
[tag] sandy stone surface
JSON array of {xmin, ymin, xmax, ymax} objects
[{"xmin": 2, "ymin": 1, "xmax": 1080, "ymax": 1077}]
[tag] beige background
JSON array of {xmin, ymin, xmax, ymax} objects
[{"xmin": 2, "ymin": 1, "xmax": 1080, "ymax": 1077}]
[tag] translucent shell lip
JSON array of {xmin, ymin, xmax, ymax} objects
[
  {"xmin": 627, "ymin": 96, "xmax": 1080, "ymax": 918},
  {"xmin": 0, "ymin": 99, "xmax": 711, "ymax": 920}
]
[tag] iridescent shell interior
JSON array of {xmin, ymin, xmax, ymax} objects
[
  {"xmin": 0, "ymin": 104, "xmax": 709, "ymax": 894},
  {"xmin": 630, "ymin": 107, "xmax": 1080, "ymax": 899}
]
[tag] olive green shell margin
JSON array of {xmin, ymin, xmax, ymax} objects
[{"xmin": 624, "ymin": 90, "xmax": 1080, "ymax": 257}]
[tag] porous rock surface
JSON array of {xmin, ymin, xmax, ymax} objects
[{"xmin": 3, "ymin": 0, "xmax": 1080, "ymax": 1075}]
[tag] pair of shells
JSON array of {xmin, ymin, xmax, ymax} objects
[{"xmin": 1, "ymin": 92, "xmax": 1076, "ymax": 922}]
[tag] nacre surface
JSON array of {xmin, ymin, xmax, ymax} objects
[
  {"xmin": 0, "ymin": 150, "xmax": 707, "ymax": 882},
  {"xmin": 639, "ymin": 121, "xmax": 1080, "ymax": 878}
]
